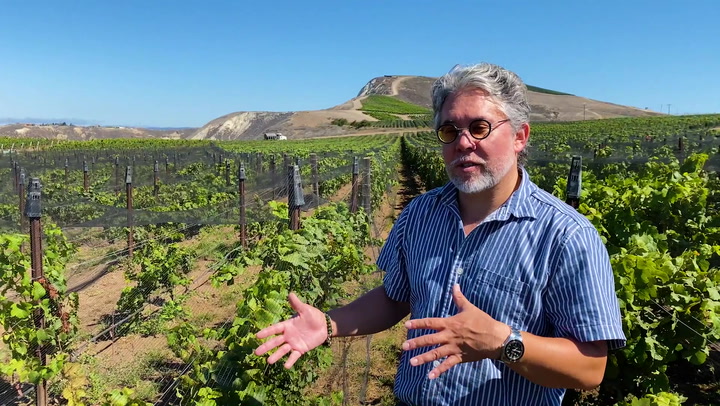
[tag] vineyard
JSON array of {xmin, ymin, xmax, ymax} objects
[{"xmin": 0, "ymin": 113, "xmax": 720, "ymax": 405}]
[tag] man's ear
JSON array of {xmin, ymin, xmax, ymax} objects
[{"xmin": 514, "ymin": 123, "xmax": 530, "ymax": 153}]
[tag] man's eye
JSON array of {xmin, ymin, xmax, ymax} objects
[
  {"xmin": 440, "ymin": 127, "xmax": 456, "ymax": 135},
  {"xmin": 470, "ymin": 124, "xmax": 489, "ymax": 133}
]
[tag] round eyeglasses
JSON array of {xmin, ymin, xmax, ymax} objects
[{"xmin": 436, "ymin": 118, "xmax": 511, "ymax": 144}]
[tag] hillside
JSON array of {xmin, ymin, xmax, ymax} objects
[
  {"xmin": 0, "ymin": 75, "xmax": 664, "ymax": 141},
  {"xmin": 358, "ymin": 75, "xmax": 662, "ymax": 122},
  {"xmin": 0, "ymin": 123, "xmax": 195, "ymax": 141}
]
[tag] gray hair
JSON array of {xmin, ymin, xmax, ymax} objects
[{"xmin": 431, "ymin": 63, "xmax": 531, "ymax": 165}]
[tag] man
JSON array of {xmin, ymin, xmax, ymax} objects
[{"xmin": 255, "ymin": 63, "xmax": 625, "ymax": 405}]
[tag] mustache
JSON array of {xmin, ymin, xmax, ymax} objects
[{"xmin": 450, "ymin": 156, "xmax": 485, "ymax": 167}]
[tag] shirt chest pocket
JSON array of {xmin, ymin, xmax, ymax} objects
[{"xmin": 463, "ymin": 267, "xmax": 528, "ymax": 327}]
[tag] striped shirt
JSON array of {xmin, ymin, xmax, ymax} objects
[{"xmin": 376, "ymin": 168, "xmax": 626, "ymax": 406}]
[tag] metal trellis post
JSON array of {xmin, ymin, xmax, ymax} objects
[
  {"xmin": 350, "ymin": 157, "xmax": 359, "ymax": 213},
  {"xmin": 25, "ymin": 178, "xmax": 47, "ymax": 406},
  {"xmin": 288, "ymin": 164, "xmax": 304, "ymax": 230},
  {"xmin": 83, "ymin": 160, "xmax": 89, "ymax": 192},
  {"xmin": 238, "ymin": 163, "xmax": 247, "ymax": 247},
  {"xmin": 565, "ymin": 156, "xmax": 582, "ymax": 209},
  {"xmin": 361, "ymin": 157, "xmax": 372, "ymax": 216},
  {"xmin": 126, "ymin": 166, "xmax": 134, "ymax": 257}
]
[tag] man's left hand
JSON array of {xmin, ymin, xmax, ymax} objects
[{"xmin": 402, "ymin": 284, "xmax": 511, "ymax": 379}]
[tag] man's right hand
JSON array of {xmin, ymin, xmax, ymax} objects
[{"xmin": 254, "ymin": 292, "xmax": 329, "ymax": 369}]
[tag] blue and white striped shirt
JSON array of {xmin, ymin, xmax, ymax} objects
[{"xmin": 376, "ymin": 168, "xmax": 626, "ymax": 406}]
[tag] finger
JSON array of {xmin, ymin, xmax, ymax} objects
[
  {"xmin": 428, "ymin": 354, "xmax": 462, "ymax": 380},
  {"xmin": 452, "ymin": 284, "xmax": 470, "ymax": 309},
  {"xmin": 288, "ymin": 292, "xmax": 307, "ymax": 315},
  {"xmin": 256, "ymin": 321, "xmax": 286, "ymax": 339},
  {"xmin": 402, "ymin": 331, "xmax": 446, "ymax": 351},
  {"xmin": 267, "ymin": 343, "xmax": 293, "ymax": 364},
  {"xmin": 255, "ymin": 334, "xmax": 286, "ymax": 356},
  {"xmin": 405, "ymin": 317, "xmax": 447, "ymax": 331},
  {"xmin": 408, "ymin": 345, "xmax": 455, "ymax": 367},
  {"xmin": 284, "ymin": 350, "xmax": 302, "ymax": 369}
]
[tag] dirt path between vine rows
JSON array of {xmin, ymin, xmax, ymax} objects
[{"xmin": 311, "ymin": 162, "xmax": 425, "ymax": 405}]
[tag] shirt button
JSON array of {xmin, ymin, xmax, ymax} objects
[
  {"xmin": 433, "ymin": 360, "xmax": 441, "ymax": 368},
  {"xmin": 456, "ymin": 267, "xmax": 463, "ymax": 275}
]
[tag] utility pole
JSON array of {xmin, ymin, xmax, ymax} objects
[{"xmin": 667, "ymin": 104, "xmax": 671, "ymax": 115}]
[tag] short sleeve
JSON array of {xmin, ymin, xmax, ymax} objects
[
  {"xmin": 377, "ymin": 206, "xmax": 411, "ymax": 303},
  {"xmin": 545, "ymin": 226, "xmax": 626, "ymax": 350}
]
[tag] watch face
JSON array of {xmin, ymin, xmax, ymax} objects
[{"xmin": 505, "ymin": 340, "xmax": 524, "ymax": 361}]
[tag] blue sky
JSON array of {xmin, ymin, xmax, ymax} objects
[{"xmin": 1, "ymin": 0, "xmax": 718, "ymax": 127}]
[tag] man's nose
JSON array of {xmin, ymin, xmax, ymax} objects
[{"xmin": 456, "ymin": 129, "xmax": 476, "ymax": 149}]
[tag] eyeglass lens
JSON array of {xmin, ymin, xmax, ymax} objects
[{"xmin": 438, "ymin": 120, "xmax": 491, "ymax": 143}]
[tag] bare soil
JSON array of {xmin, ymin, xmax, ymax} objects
[{"xmin": 58, "ymin": 225, "xmax": 258, "ymax": 402}]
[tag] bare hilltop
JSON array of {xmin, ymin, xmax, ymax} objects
[{"xmin": 0, "ymin": 75, "xmax": 662, "ymax": 142}]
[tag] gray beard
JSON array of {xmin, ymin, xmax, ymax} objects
[
  {"xmin": 446, "ymin": 160, "xmax": 514, "ymax": 194},
  {"xmin": 449, "ymin": 171, "xmax": 498, "ymax": 194}
]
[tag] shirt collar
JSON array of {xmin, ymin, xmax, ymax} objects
[{"xmin": 435, "ymin": 166, "xmax": 538, "ymax": 221}]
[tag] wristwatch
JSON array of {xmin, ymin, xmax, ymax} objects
[{"xmin": 500, "ymin": 326, "xmax": 524, "ymax": 363}]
